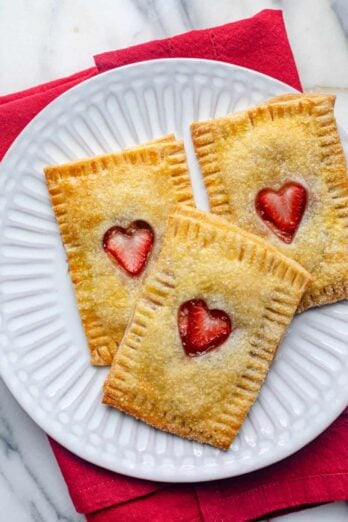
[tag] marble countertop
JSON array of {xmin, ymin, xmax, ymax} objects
[{"xmin": 0, "ymin": 1, "xmax": 347, "ymax": 520}]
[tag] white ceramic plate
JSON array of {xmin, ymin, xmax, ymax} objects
[{"xmin": 0, "ymin": 59, "xmax": 347, "ymax": 482}]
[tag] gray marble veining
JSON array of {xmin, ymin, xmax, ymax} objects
[
  {"xmin": 332, "ymin": 0, "xmax": 348, "ymax": 35},
  {"xmin": 0, "ymin": 379, "xmax": 83, "ymax": 521}
]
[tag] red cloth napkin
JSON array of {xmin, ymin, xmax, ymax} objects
[
  {"xmin": 51, "ymin": 410, "xmax": 348, "ymax": 521},
  {"xmin": 1, "ymin": 9, "xmax": 347, "ymax": 522}
]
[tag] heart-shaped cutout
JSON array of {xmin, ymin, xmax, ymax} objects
[
  {"xmin": 178, "ymin": 299, "xmax": 232, "ymax": 357},
  {"xmin": 255, "ymin": 182, "xmax": 307, "ymax": 243},
  {"xmin": 103, "ymin": 220, "xmax": 154, "ymax": 277}
]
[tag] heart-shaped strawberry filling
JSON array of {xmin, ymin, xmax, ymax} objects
[
  {"xmin": 103, "ymin": 220, "xmax": 154, "ymax": 277},
  {"xmin": 255, "ymin": 182, "xmax": 307, "ymax": 243},
  {"xmin": 178, "ymin": 299, "xmax": 232, "ymax": 357}
]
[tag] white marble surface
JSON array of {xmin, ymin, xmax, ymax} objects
[{"xmin": 0, "ymin": 1, "xmax": 347, "ymax": 520}]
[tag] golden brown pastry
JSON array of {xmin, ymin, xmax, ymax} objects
[
  {"xmin": 103, "ymin": 206, "xmax": 311, "ymax": 449},
  {"xmin": 45, "ymin": 138, "xmax": 194, "ymax": 365},
  {"xmin": 191, "ymin": 94, "xmax": 348, "ymax": 311}
]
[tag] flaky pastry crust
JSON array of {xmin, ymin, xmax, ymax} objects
[
  {"xmin": 45, "ymin": 138, "xmax": 194, "ymax": 365},
  {"xmin": 191, "ymin": 94, "xmax": 348, "ymax": 311},
  {"xmin": 103, "ymin": 206, "xmax": 311, "ymax": 449}
]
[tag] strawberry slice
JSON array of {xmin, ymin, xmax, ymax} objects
[
  {"xmin": 103, "ymin": 220, "xmax": 154, "ymax": 277},
  {"xmin": 255, "ymin": 182, "xmax": 307, "ymax": 243},
  {"xmin": 178, "ymin": 299, "xmax": 232, "ymax": 357}
]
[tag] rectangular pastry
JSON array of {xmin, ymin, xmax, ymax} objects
[
  {"xmin": 191, "ymin": 94, "xmax": 348, "ymax": 311},
  {"xmin": 45, "ymin": 138, "xmax": 194, "ymax": 365},
  {"xmin": 103, "ymin": 206, "xmax": 311, "ymax": 449}
]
